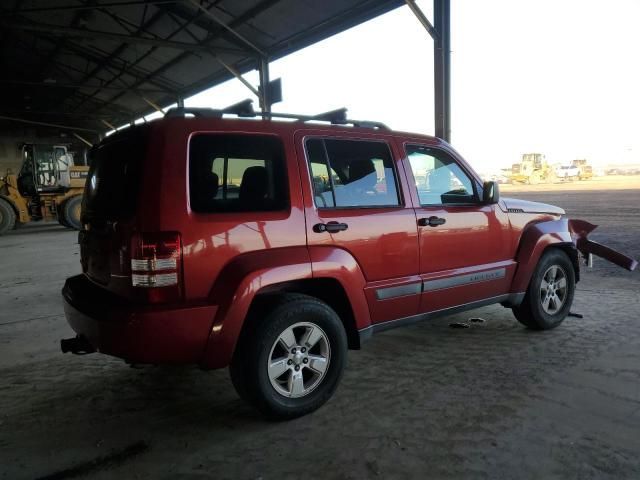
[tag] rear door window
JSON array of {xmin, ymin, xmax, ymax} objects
[
  {"xmin": 306, "ymin": 138, "xmax": 400, "ymax": 208},
  {"xmin": 189, "ymin": 134, "xmax": 288, "ymax": 213}
]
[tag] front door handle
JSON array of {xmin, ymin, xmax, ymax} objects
[
  {"xmin": 418, "ymin": 216, "xmax": 446, "ymax": 227},
  {"xmin": 313, "ymin": 221, "xmax": 349, "ymax": 233}
]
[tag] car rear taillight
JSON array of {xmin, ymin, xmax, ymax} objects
[{"xmin": 130, "ymin": 232, "xmax": 182, "ymax": 303}]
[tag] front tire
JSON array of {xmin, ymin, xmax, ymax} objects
[
  {"xmin": 230, "ymin": 294, "xmax": 348, "ymax": 420},
  {"xmin": 512, "ymin": 249, "xmax": 576, "ymax": 330}
]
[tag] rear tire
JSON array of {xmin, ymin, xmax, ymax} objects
[
  {"xmin": 63, "ymin": 196, "xmax": 82, "ymax": 230},
  {"xmin": 57, "ymin": 203, "xmax": 69, "ymax": 227},
  {"xmin": 230, "ymin": 294, "xmax": 348, "ymax": 420},
  {"xmin": 0, "ymin": 198, "xmax": 16, "ymax": 235},
  {"xmin": 512, "ymin": 249, "xmax": 575, "ymax": 330}
]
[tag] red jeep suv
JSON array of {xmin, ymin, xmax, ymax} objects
[{"xmin": 61, "ymin": 105, "xmax": 637, "ymax": 419}]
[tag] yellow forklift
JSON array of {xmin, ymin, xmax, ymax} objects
[{"xmin": 0, "ymin": 143, "xmax": 88, "ymax": 235}]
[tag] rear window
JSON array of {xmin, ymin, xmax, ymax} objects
[
  {"xmin": 82, "ymin": 128, "xmax": 148, "ymax": 221},
  {"xmin": 189, "ymin": 134, "xmax": 288, "ymax": 213}
]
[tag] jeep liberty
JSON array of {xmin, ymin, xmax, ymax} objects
[{"xmin": 61, "ymin": 105, "xmax": 638, "ymax": 419}]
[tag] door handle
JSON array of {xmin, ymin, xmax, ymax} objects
[
  {"xmin": 418, "ymin": 216, "xmax": 446, "ymax": 227},
  {"xmin": 313, "ymin": 221, "xmax": 349, "ymax": 233}
]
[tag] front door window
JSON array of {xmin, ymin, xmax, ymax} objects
[{"xmin": 407, "ymin": 145, "xmax": 477, "ymax": 206}]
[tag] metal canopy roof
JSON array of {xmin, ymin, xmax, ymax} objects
[{"xmin": 0, "ymin": 0, "xmax": 406, "ymax": 136}]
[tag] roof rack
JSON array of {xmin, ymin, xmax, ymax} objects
[{"xmin": 164, "ymin": 100, "xmax": 388, "ymax": 130}]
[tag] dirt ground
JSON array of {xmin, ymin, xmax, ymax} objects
[{"xmin": 1, "ymin": 187, "xmax": 639, "ymax": 480}]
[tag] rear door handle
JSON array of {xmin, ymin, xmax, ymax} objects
[
  {"xmin": 418, "ymin": 216, "xmax": 446, "ymax": 227},
  {"xmin": 313, "ymin": 221, "xmax": 349, "ymax": 233}
]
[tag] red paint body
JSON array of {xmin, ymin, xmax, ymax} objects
[{"xmin": 62, "ymin": 116, "xmax": 635, "ymax": 369}]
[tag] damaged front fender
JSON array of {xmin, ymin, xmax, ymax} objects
[{"xmin": 569, "ymin": 219, "xmax": 638, "ymax": 271}]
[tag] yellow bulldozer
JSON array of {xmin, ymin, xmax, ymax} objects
[
  {"xmin": 509, "ymin": 153, "xmax": 556, "ymax": 185},
  {"xmin": 0, "ymin": 143, "xmax": 88, "ymax": 235}
]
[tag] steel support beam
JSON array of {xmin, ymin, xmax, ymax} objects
[
  {"xmin": 0, "ymin": 109, "xmax": 124, "ymax": 120},
  {"xmin": 143, "ymin": 97, "xmax": 165, "ymax": 114},
  {"xmin": 162, "ymin": 8, "xmax": 262, "ymax": 101},
  {"xmin": 185, "ymin": 0, "xmax": 267, "ymax": 57},
  {"xmin": 161, "ymin": 6, "xmax": 263, "ymax": 102},
  {"xmin": 404, "ymin": 0, "xmax": 438, "ymax": 40},
  {"xmin": 72, "ymin": 132, "xmax": 94, "ymax": 147},
  {"xmin": 101, "ymin": 119, "xmax": 117, "ymax": 130},
  {"xmin": 258, "ymin": 58, "xmax": 270, "ymax": 114},
  {"xmin": 406, "ymin": 0, "xmax": 450, "ymax": 141},
  {"xmin": 13, "ymin": 1, "xmax": 178, "ymax": 14},
  {"xmin": 433, "ymin": 0, "xmax": 451, "ymax": 141},
  {"xmin": 0, "ymin": 115, "xmax": 100, "ymax": 133},
  {"xmin": 217, "ymin": 58, "xmax": 260, "ymax": 97},
  {"xmin": 0, "ymin": 79, "xmax": 169, "ymax": 94}
]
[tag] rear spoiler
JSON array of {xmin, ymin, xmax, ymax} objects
[{"xmin": 569, "ymin": 219, "xmax": 638, "ymax": 271}]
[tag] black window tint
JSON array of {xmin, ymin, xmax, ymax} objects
[
  {"xmin": 407, "ymin": 145, "xmax": 477, "ymax": 205},
  {"xmin": 189, "ymin": 134, "xmax": 287, "ymax": 213},
  {"xmin": 83, "ymin": 128, "xmax": 148, "ymax": 221},
  {"xmin": 306, "ymin": 138, "xmax": 400, "ymax": 208}
]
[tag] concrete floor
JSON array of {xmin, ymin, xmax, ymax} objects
[{"xmin": 1, "ymin": 189, "xmax": 639, "ymax": 479}]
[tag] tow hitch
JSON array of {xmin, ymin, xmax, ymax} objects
[{"xmin": 60, "ymin": 336, "xmax": 96, "ymax": 355}]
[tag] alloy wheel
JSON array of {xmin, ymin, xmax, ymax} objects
[
  {"xmin": 267, "ymin": 322, "xmax": 331, "ymax": 398},
  {"xmin": 539, "ymin": 265, "xmax": 568, "ymax": 315}
]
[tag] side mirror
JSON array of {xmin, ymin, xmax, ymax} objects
[{"xmin": 482, "ymin": 181, "xmax": 500, "ymax": 204}]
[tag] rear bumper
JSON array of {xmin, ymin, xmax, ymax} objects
[{"xmin": 62, "ymin": 275, "xmax": 218, "ymax": 366}]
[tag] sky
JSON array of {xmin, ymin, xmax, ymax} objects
[{"xmin": 141, "ymin": 0, "xmax": 640, "ymax": 173}]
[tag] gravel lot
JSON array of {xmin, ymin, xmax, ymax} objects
[{"xmin": 1, "ymin": 187, "xmax": 639, "ymax": 480}]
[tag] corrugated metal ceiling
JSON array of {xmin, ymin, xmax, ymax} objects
[{"xmin": 0, "ymin": 0, "xmax": 403, "ymax": 135}]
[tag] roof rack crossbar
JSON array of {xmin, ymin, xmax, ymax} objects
[
  {"xmin": 222, "ymin": 99, "xmax": 255, "ymax": 117},
  {"xmin": 164, "ymin": 100, "xmax": 388, "ymax": 130},
  {"xmin": 164, "ymin": 107, "xmax": 222, "ymax": 118},
  {"xmin": 350, "ymin": 120, "xmax": 389, "ymax": 129},
  {"xmin": 310, "ymin": 108, "xmax": 348, "ymax": 124},
  {"xmin": 263, "ymin": 108, "xmax": 388, "ymax": 129}
]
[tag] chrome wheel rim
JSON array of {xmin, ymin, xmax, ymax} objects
[
  {"xmin": 539, "ymin": 265, "xmax": 568, "ymax": 315},
  {"xmin": 267, "ymin": 322, "xmax": 330, "ymax": 398}
]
